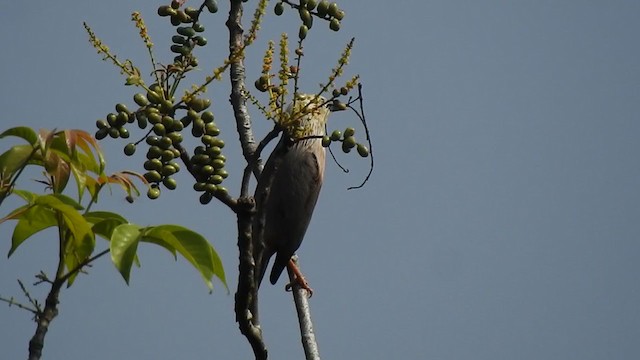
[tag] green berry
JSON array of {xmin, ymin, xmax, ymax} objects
[
  {"xmin": 158, "ymin": 5, "xmax": 176, "ymax": 17},
  {"xmin": 205, "ymin": 0, "xmax": 218, "ymax": 13},
  {"xmin": 274, "ymin": 2, "xmax": 284, "ymax": 15},
  {"xmin": 328, "ymin": 2, "xmax": 339, "ymax": 17},
  {"xmin": 356, "ymin": 143, "xmax": 369, "ymax": 157},
  {"xmin": 163, "ymin": 177, "xmax": 177, "ymax": 190},
  {"xmin": 177, "ymin": 26, "xmax": 196, "ymax": 37},
  {"xmin": 147, "ymin": 146, "xmax": 162, "ymax": 159},
  {"xmin": 147, "ymin": 186, "xmax": 161, "ymax": 200},
  {"xmin": 162, "ymin": 164, "xmax": 177, "ymax": 176},
  {"xmin": 317, "ymin": 0, "xmax": 329, "ymax": 16},
  {"xmin": 95, "ymin": 128, "xmax": 108, "ymax": 140},
  {"xmin": 299, "ymin": 25, "xmax": 308, "ymax": 40},
  {"xmin": 344, "ymin": 127, "xmax": 355, "ymax": 137},
  {"xmin": 322, "ymin": 136, "xmax": 331, "ymax": 147},
  {"xmin": 115, "ymin": 103, "xmax": 129, "ymax": 113},
  {"xmin": 144, "ymin": 171, "xmax": 162, "ymax": 183},
  {"xmin": 124, "ymin": 143, "xmax": 136, "ymax": 156},
  {"xmin": 330, "ymin": 129, "xmax": 342, "ymax": 141},
  {"xmin": 96, "ymin": 119, "xmax": 108, "ymax": 129},
  {"xmin": 199, "ymin": 192, "xmax": 213, "ymax": 204},
  {"xmin": 329, "ymin": 18, "xmax": 340, "ymax": 31},
  {"xmin": 193, "ymin": 23, "xmax": 205, "ymax": 32},
  {"xmin": 144, "ymin": 159, "xmax": 163, "ymax": 171},
  {"xmin": 343, "ymin": 135, "xmax": 356, "ymax": 149}
]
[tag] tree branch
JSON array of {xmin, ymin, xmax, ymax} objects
[
  {"xmin": 227, "ymin": 3, "xmax": 268, "ymax": 359},
  {"xmin": 234, "ymin": 196, "xmax": 267, "ymax": 360},
  {"xmin": 287, "ymin": 256, "xmax": 321, "ymax": 360}
]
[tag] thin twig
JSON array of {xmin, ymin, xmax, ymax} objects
[{"xmin": 287, "ymin": 256, "xmax": 320, "ymax": 360}]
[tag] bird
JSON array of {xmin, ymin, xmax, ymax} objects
[{"xmin": 253, "ymin": 93, "xmax": 330, "ymax": 293}]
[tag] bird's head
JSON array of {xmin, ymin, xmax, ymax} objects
[{"xmin": 282, "ymin": 93, "xmax": 330, "ymax": 139}]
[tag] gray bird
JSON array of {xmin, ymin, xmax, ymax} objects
[{"xmin": 253, "ymin": 94, "xmax": 330, "ymax": 291}]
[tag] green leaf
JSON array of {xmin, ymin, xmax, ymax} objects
[
  {"xmin": 110, "ymin": 224, "xmax": 143, "ymax": 284},
  {"xmin": 0, "ymin": 127, "xmax": 38, "ymax": 146},
  {"xmin": 12, "ymin": 189, "xmax": 38, "ymax": 204},
  {"xmin": 9, "ymin": 205, "xmax": 57, "ymax": 257},
  {"xmin": 34, "ymin": 195, "xmax": 95, "ymax": 275},
  {"xmin": 0, "ymin": 144, "xmax": 35, "ymax": 179},
  {"xmin": 144, "ymin": 225, "xmax": 227, "ymax": 291},
  {"xmin": 84, "ymin": 211, "xmax": 128, "ymax": 240}
]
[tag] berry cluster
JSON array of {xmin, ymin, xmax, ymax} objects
[{"xmin": 322, "ymin": 127, "xmax": 369, "ymax": 157}]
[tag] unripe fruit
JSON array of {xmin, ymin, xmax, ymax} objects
[
  {"xmin": 159, "ymin": 136, "xmax": 173, "ymax": 149},
  {"xmin": 176, "ymin": 11, "xmax": 191, "ymax": 23},
  {"xmin": 215, "ymin": 186, "xmax": 228, "ymax": 196},
  {"xmin": 124, "ymin": 143, "xmax": 136, "ymax": 156},
  {"xmin": 153, "ymin": 123, "xmax": 166, "ymax": 136},
  {"xmin": 317, "ymin": 0, "xmax": 329, "ymax": 16},
  {"xmin": 341, "ymin": 141, "xmax": 352, "ymax": 153},
  {"xmin": 343, "ymin": 135, "xmax": 356, "ymax": 149},
  {"xmin": 144, "ymin": 159, "xmax": 163, "ymax": 171},
  {"xmin": 344, "ymin": 127, "xmax": 355, "ymax": 137},
  {"xmin": 107, "ymin": 113, "xmax": 117, "ymax": 126},
  {"xmin": 184, "ymin": 7, "xmax": 198, "ymax": 18},
  {"xmin": 207, "ymin": 146, "xmax": 222, "ymax": 157},
  {"xmin": 161, "ymin": 150, "xmax": 175, "ymax": 162},
  {"xmin": 334, "ymin": 9, "xmax": 345, "ymax": 20},
  {"xmin": 137, "ymin": 113, "xmax": 148, "ymax": 129},
  {"xmin": 329, "ymin": 18, "xmax": 340, "ymax": 31},
  {"xmin": 201, "ymin": 111, "xmax": 214, "ymax": 123},
  {"xmin": 162, "ymin": 164, "xmax": 177, "ymax": 176},
  {"xmin": 188, "ymin": 98, "xmax": 211, "ymax": 112},
  {"xmin": 356, "ymin": 143, "xmax": 369, "ymax": 157},
  {"xmin": 108, "ymin": 128, "xmax": 120, "ymax": 138},
  {"xmin": 199, "ymin": 192, "xmax": 213, "ymax": 204},
  {"xmin": 96, "ymin": 119, "xmax": 108, "ymax": 129},
  {"xmin": 322, "ymin": 136, "xmax": 331, "ymax": 147},
  {"xmin": 134, "ymin": 94, "xmax": 149, "ymax": 107},
  {"xmin": 163, "ymin": 177, "xmax": 177, "ymax": 190},
  {"xmin": 215, "ymin": 169, "xmax": 229, "ymax": 178},
  {"xmin": 194, "ymin": 36, "xmax": 207, "ymax": 46},
  {"xmin": 205, "ymin": 123, "xmax": 220, "ymax": 136},
  {"xmin": 330, "ymin": 129, "xmax": 342, "ymax": 141},
  {"xmin": 205, "ymin": 0, "xmax": 218, "ymax": 13},
  {"xmin": 205, "ymin": 183, "xmax": 217, "ymax": 193},
  {"xmin": 172, "ymin": 35, "xmax": 186, "ymax": 44},
  {"xmin": 201, "ymin": 165, "xmax": 214, "ymax": 175},
  {"xmin": 306, "ymin": 0, "xmax": 317, "ymax": 10},
  {"xmin": 95, "ymin": 128, "xmax": 108, "ymax": 140},
  {"xmin": 119, "ymin": 127, "xmax": 130, "ymax": 138},
  {"xmin": 160, "ymin": 100, "xmax": 173, "ymax": 113},
  {"xmin": 177, "ymin": 27, "xmax": 196, "ymax": 37},
  {"xmin": 274, "ymin": 2, "xmax": 284, "ymax": 15},
  {"xmin": 146, "ymin": 136, "xmax": 160, "ymax": 146},
  {"xmin": 210, "ymin": 174, "xmax": 223, "ymax": 185},
  {"xmin": 115, "ymin": 103, "xmax": 129, "ymax": 113},
  {"xmin": 298, "ymin": 25, "xmax": 308, "ymax": 40},
  {"xmin": 158, "ymin": 6, "xmax": 175, "ymax": 17},
  {"xmin": 147, "ymin": 146, "xmax": 162, "ymax": 159},
  {"xmin": 299, "ymin": 8, "xmax": 312, "ymax": 27},
  {"xmin": 147, "ymin": 187, "xmax": 161, "ymax": 200},
  {"xmin": 144, "ymin": 171, "xmax": 162, "ymax": 183},
  {"xmin": 212, "ymin": 158, "xmax": 225, "ymax": 169},
  {"xmin": 147, "ymin": 90, "xmax": 163, "ymax": 104},
  {"xmin": 328, "ymin": 2, "xmax": 339, "ymax": 17},
  {"xmin": 194, "ymin": 182, "xmax": 207, "ymax": 192},
  {"xmin": 193, "ymin": 23, "xmax": 205, "ymax": 32}
]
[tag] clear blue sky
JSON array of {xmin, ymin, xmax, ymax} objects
[{"xmin": 2, "ymin": 1, "xmax": 639, "ymax": 359}]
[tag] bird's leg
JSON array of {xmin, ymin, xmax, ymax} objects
[{"xmin": 285, "ymin": 258, "xmax": 314, "ymax": 297}]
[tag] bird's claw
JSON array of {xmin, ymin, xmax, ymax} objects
[{"xmin": 285, "ymin": 276, "xmax": 314, "ymax": 298}]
